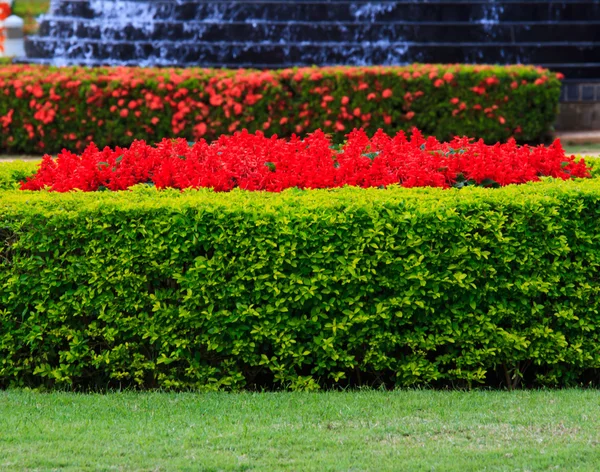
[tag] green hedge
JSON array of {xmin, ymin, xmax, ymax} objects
[
  {"xmin": 1, "ymin": 160, "xmax": 600, "ymax": 390},
  {"xmin": 0, "ymin": 63, "xmax": 561, "ymax": 154}
]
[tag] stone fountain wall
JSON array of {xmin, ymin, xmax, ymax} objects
[
  {"xmin": 23, "ymin": 1, "xmax": 599, "ymax": 78},
  {"xmin": 23, "ymin": 0, "xmax": 600, "ymax": 130}
]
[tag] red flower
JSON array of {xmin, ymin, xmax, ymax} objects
[
  {"xmin": 210, "ymin": 94, "xmax": 223, "ymax": 106},
  {"xmin": 194, "ymin": 122, "xmax": 207, "ymax": 136}
]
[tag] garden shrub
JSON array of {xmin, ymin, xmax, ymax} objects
[
  {"xmin": 2, "ymin": 170, "xmax": 600, "ymax": 390},
  {"xmin": 0, "ymin": 63, "xmax": 561, "ymax": 154}
]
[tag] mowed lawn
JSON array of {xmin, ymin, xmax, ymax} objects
[{"xmin": 1, "ymin": 390, "xmax": 599, "ymax": 471}]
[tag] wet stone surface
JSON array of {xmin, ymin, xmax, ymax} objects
[{"xmin": 23, "ymin": 0, "xmax": 600, "ymax": 81}]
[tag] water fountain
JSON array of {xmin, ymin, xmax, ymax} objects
[
  {"xmin": 23, "ymin": 0, "xmax": 599, "ymax": 78},
  {"xmin": 22, "ymin": 0, "xmax": 600, "ymax": 129}
]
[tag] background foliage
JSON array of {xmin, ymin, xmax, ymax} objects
[{"xmin": 0, "ymin": 63, "xmax": 561, "ymax": 154}]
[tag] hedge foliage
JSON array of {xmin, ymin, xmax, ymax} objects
[
  {"xmin": 1, "ymin": 159, "xmax": 600, "ymax": 390},
  {"xmin": 0, "ymin": 63, "xmax": 561, "ymax": 154},
  {"xmin": 0, "ymin": 160, "xmax": 38, "ymax": 190}
]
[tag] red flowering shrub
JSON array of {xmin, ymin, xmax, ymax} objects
[
  {"xmin": 0, "ymin": 64, "xmax": 561, "ymax": 154},
  {"xmin": 21, "ymin": 129, "xmax": 589, "ymax": 192},
  {"xmin": 0, "ymin": 3, "xmax": 10, "ymax": 52}
]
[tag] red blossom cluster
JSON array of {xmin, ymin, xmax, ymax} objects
[{"xmin": 20, "ymin": 129, "xmax": 589, "ymax": 193}]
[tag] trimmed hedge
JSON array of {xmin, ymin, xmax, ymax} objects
[
  {"xmin": 0, "ymin": 64, "xmax": 561, "ymax": 154},
  {"xmin": 1, "ymin": 160, "xmax": 600, "ymax": 390}
]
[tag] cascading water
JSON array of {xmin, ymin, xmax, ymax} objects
[
  {"xmin": 23, "ymin": 0, "xmax": 600, "ymax": 80},
  {"xmin": 479, "ymin": 1, "xmax": 503, "ymax": 34}
]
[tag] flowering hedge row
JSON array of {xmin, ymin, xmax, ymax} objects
[
  {"xmin": 21, "ymin": 129, "xmax": 589, "ymax": 192},
  {"xmin": 2, "ymin": 168, "xmax": 600, "ymax": 390},
  {"xmin": 0, "ymin": 63, "xmax": 562, "ymax": 154}
]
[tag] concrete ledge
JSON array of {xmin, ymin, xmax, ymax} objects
[
  {"xmin": 554, "ymin": 130, "xmax": 600, "ymax": 145},
  {"xmin": 555, "ymin": 103, "xmax": 600, "ymax": 132}
]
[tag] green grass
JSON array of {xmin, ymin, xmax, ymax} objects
[{"xmin": 1, "ymin": 390, "xmax": 600, "ymax": 471}]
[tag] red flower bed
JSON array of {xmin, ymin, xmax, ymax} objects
[{"xmin": 20, "ymin": 129, "xmax": 589, "ymax": 192}]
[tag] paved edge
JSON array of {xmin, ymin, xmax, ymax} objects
[{"xmin": 554, "ymin": 130, "xmax": 600, "ymax": 145}]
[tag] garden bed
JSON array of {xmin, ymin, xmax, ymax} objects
[{"xmin": 1, "ymin": 151, "xmax": 599, "ymax": 390}]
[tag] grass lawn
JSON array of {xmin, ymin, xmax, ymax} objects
[{"xmin": 1, "ymin": 390, "xmax": 599, "ymax": 471}]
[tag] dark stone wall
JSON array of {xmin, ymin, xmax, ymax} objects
[
  {"xmin": 24, "ymin": 0, "xmax": 600, "ymax": 120},
  {"xmin": 23, "ymin": 1, "xmax": 600, "ymax": 77}
]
